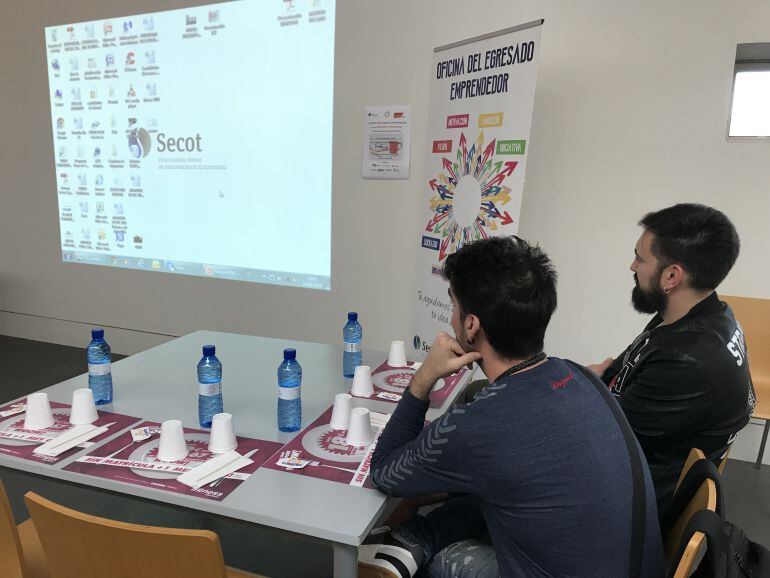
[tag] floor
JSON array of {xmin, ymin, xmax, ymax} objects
[{"xmin": 1, "ymin": 334, "xmax": 769, "ymax": 576}]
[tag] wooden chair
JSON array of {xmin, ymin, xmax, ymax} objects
[
  {"xmin": 0, "ymin": 480, "xmax": 49, "ymax": 578},
  {"xmin": 664, "ymin": 448, "xmax": 718, "ymax": 577},
  {"xmin": 24, "ymin": 492, "xmax": 263, "ymax": 578},
  {"xmin": 722, "ymin": 295, "xmax": 770, "ymax": 469}
]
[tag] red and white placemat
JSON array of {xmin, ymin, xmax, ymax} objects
[
  {"xmin": 0, "ymin": 400, "xmax": 139, "ymax": 465},
  {"xmin": 64, "ymin": 421, "xmax": 284, "ymax": 501}
]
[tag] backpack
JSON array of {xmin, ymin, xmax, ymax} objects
[{"xmin": 663, "ymin": 458, "xmax": 770, "ymax": 578}]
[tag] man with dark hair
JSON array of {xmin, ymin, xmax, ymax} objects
[
  {"xmin": 360, "ymin": 236, "xmax": 664, "ymax": 578},
  {"xmin": 589, "ymin": 203, "xmax": 754, "ymax": 517}
]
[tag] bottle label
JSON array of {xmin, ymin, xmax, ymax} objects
[
  {"xmin": 199, "ymin": 381, "xmax": 222, "ymax": 396},
  {"xmin": 88, "ymin": 362, "xmax": 111, "ymax": 376},
  {"xmin": 278, "ymin": 385, "xmax": 301, "ymax": 400},
  {"xmin": 344, "ymin": 342, "xmax": 360, "ymax": 353}
]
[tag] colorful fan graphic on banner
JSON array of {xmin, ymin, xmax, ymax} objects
[{"xmin": 426, "ymin": 131, "xmax": 517, "ymax": 261}]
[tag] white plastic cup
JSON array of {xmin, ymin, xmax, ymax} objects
[
  {"xmin": 24, "ymin": 393, "xmax": 55, "ymax": 430},
  {"xmin": 345, "ymin": 407, "xmax": 373, "ymax": 447},
  {"xmin": 157, "ymin": 419, "xmax": 189, "ymax": 462},
  {"xmin": 351, "ymin": 366, "xmax": 374, "ymax": 397},
  {"xmin": 69, "ymin": 388, "xmax": 99, "ymax": 425},
  {"xmin": 330, "ymin": 394, "xmax": 353, "ymax": 430},
  {"xmin": 388, "ymin": 341, "xmax": 407, "ymax": 367},
  {"xmin": 208, "ymin": 413, "xmax": 237, "ymax": 454}
]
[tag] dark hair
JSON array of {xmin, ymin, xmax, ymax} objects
[
  {"xmin": 640, "ymin": 204, "xmax": 740, "ymax": 291},
  {"xmin": 442, "ymin": 236, "xmax": 557, "ymax": 359}
]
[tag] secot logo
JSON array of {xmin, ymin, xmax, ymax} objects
[
  {"xmin": 156, "ymin": 133, "xmax": 203, "ymax": 153},
  {"xmin": 413, "ymin": 335, "xmax": 421, "ymax": 351},
  {"xmin": 127, "ymin": 119, "xmax": 152, "ymax": 158}
]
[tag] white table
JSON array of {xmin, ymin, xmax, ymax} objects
[{"xmin": 0, "ymin": 330, "xmax": 472, "ymax": 577}]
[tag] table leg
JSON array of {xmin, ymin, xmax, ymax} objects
[{"xmin": 333, "ymin": 542, "xmax": 358, "ymax": 578}]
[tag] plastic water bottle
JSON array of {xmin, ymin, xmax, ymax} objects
[
  {"xmin": 343, "ymin": 312, "xmax": 362, "ymax": 378},
  {"xmin": 277, "ymin": 348, "xmax": 302, "ymax": 432},
  {"xmin": 197, "ymin": 345, "xmax": 223, "ymax": 428},
  {"xmin": 87, "ymin": 328, "xmax": 113, "ymax": 405}
]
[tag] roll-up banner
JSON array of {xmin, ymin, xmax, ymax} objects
[{"xmin": 414, "ymin": 20, "xmax": 543, "ymax": 356}]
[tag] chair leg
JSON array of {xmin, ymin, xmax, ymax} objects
[{"xmin": 756, "ymin": 420, "xmax": 770, "ymax": 470}]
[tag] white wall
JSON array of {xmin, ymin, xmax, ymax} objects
[{"xmin": 1, "ymin": 2, "xmax": 769, "ymax": 456}]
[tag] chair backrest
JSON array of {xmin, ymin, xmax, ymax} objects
[
  {"xmin": 664, "ymin": 448, "xmax": 718, "ymax": 576},
  {"xmin": 722, "ymin": 294, "xmax": 770, "ymax": 418},
  {"xmin": 0, "ymin": 479, "xmax": 26, "ymax": 578},
  {"xmin": 24, "ymin": 492, "xmax": 229, "ymax": 578}
]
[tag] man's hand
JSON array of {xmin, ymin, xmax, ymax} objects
[
  {"xmin": 587, "ymin": 357, "xmax": 614, "ymax": 378},
  {"xmin": 410, "ymin": 332, "xmax": 482, "ymax": 401}
]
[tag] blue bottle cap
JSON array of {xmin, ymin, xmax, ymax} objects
[
  {"xmin": 283, "ymin": 348, "xmax": 297, "ymax": 360},
  {"xmin": 202, "ymin": 345, "xmax": 215, "ymax": 356},
  {"xmin": 348, "ymin": 312, "xmax": 358, "ymax": 321},
  {"xmin": 91, "ymin": 328, "xmax": 104, "ymax": 339}
]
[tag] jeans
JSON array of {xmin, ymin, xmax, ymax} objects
[{"xmin": 397, "ymin": 494, "xmax": 499, "ymax": 578}]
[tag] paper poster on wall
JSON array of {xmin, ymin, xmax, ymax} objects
[
  {"xmin": 362, "ymin": 106, "xmax": 411, "ymax": 179},
  {"xmin": 413, "ymin": 21, "xmax": 543, "ymax": 356}
]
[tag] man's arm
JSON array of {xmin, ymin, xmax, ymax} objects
[
  {"xmin": 617, "ymin": 348, "xmax": 710, "ymax": 454},
  {"xmin": 371, "ymin": 332, "xmax": 481, "ymax": 497}
]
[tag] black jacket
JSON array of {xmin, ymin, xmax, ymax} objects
[{"xmin": 603, "ymin": 292, "xmax": 754, "ymax": 511}]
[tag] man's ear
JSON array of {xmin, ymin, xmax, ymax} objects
[
  {"xmin": 465, "ymin": 313, "xmax": 481, "ymax": 342},
  {"xmin": 662, "ymin": 263, "xmax": 686, "ymax": 291}
]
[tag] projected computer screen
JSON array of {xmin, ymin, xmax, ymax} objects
[{"xmin": 45, "ymin": 0, "xmax": 334, "ymax": 290}]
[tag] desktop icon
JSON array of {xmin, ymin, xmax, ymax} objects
[
  {"xmin": 87, "ymin": 57, "xmax": 97, "ymax": 69},
  {"xmin": 69, "ymin": 57, "xmax": 79, "ymax": 71},
  {"xmin": 208, "ymin": 10, "xmax": 220, "ymax": 23},
  {"xmin": 50, "ymin": 29, "xmax": 58, "ymax": 42},
  {"xmin": 96, "ymin": 202, "xmax": 105, "ymax": 213},
  {"xmin": 165, "ymin": 261, "xmax": 176, "ymax": 272},
  {"xmin": 98, "ymin": 229, "xmax": 107, "ymax": 241},
  {"xmin": 91, "ymin": 120, "xmax": 100, "ymax": 129},
  {"xmin": 67, "ymin": 25, "xmax": 75, "ymax": 39},
  {"xmin": 137, "ymin": 258, "xmax": 145, "ymax": 267},
  {"xmin": 125, "ymin": 51, "xmax": 135, "ymax": 66},
  {"xmin": 56, "ymin": 117, "xmax": 64, "ymax": 129},
  {"xmin": 54, "ymin": 89, "xmax": 63, "ymax": 99},
  {"xmin": 58, "ymin": 147, "xmax": 67, "ymax": 158},
  {"xmin": 127, "ymin": 84, "xmax": 136, "ymax": 98},
  {"xmin": 105, "ymin": 53, "xmax": 115, "ymax": 67},
  {"xmin": 123, "ymin": 20, "xmax": 133, "ymax": 33},
  {"xmin": 81, "ymin": 228, "xmax": 90, "ymax": 240},
  {"xmin": 95, "ymin": 174, "xmax": 104, "ymax": 186},
  {"xmin": 60, "ymin": 173, "xmax": 69, "ymax": 184},
  {"xmin": 145, "ymin": 82, "xmax": 156, "ymax": 97},
  {"xmin": 152, "ymin": 260, "xmax": 160, "ymax": 270},
  {"xmin": 144, "ymin": 50, "xmax": 155, "ymax": 65},
  {"xmin": 204, "ymin": 265, "xmax": 214, "ymax": 276},
  {"xmin": 115, "ymin": 231, "xmax": 125, "ymax": 243},
  {"xmin": 108, "ymin": 86, "xmax": 116, "ymax": 99},
  {"xmin": 76, "ymin": 145, "xmax": 84, "ymax": 158},
  {"xmin": 113, "ymin": 202, "xmax": 124, "ymax": 215},
  {"xmin": 134, "ymin": 234, "xmax": 143, "ymax": 244},
  {"xmin": 51, "ymin": 59, "xmax": 60, "ymax": 71},
  {"xmin": 77, "ymin": 174, "xmax": 86, "ymax": 186},
  {"xmin": 93, "ymin": 146, "xmax": 101, "ymax": 158},
  {"xmin": 112, "ymin": 144, "xmax": 119, "ymax": 157},
  {"xmin": 89, "ymin": 89, "xmax": 97, "ymax": 100},
  {"xmin": 85, "ymin": 24, "xmax": 95, "ymax": 38},
  {"xmin": 104, "ymin": 22, "xmax": 113, "ymax": 35},
  {"xmin": 130, "ymin": 174, "xmax": 141, "ymax": 187},
  {"xmin": 143, "ymin": 16, "xmax": 154, "ymax": 31},
  {"xmin": 79, "ymin": 201, "xmax": 89, "ymax": 214},
  {"xmin": 71, "ymin": 88, "xmax": 81, "ymax": 100},
  {"xmin": 73, "ymin": 117, "xmax": 83, "ymax": 129},
  {"xmin": 186, "ymin": 14, "xmax": 197, "ymax": 25}
]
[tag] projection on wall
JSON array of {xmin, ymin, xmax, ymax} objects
[{"xmin": 46, "ymin": 1, "xmax": 335, "ymax": 290}]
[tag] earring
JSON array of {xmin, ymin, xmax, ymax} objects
[{"xmin": 663, "ymin": 286, "xmax": 671, "ymax": 295}]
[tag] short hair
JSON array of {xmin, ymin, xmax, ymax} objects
[
  {"xmin": 640, "ymin": 204, "xmax": 740, "ymax": 291},
  {"xmin": 442, "ymin": 236, "xmax": 557, "ymax": 359}
]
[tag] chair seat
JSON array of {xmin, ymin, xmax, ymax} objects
[
  {"xmin": 17, "ymin": 519, "xmax": 50, "ymax": 578},
  {"xmin": 225, "ymin": 566, "xmax": 265, "ymax": 577}
]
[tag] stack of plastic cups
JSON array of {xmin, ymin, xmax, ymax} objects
[
  {"xmin": 24, "ymin": 393, "xmax": 55, "ymax": 430},
  {"xmin": 351, "ymin": 366, "xmax": 374, "ymax": 397},
  {"xmin": 69, "ymin": 388, "xmax": 99, "ymax": 425},
  {"xmin": 157, "ymin": 420, "xmax": 189, "ymax": 462}
]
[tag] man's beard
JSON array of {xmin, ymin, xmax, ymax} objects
[{"xmin": 631, "ymin": 272, "xmax": 668, "ymax": 315}]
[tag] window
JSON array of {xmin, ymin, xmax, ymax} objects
[{"xmin": 728, "ymin": 43, "xmax": 770, "ymax": 138}]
